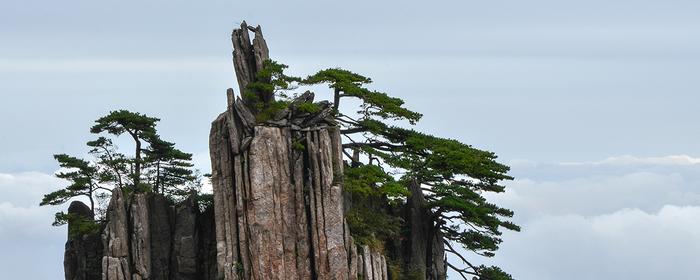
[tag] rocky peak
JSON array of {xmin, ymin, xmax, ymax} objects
[{"xmin": 63, "ymin": 22, "xmax": 441, "ymax": 280}]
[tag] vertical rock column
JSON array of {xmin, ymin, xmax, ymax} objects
[
  {"xmin": 210, "ymin": 21, "xmax": 394, "ymax": 280},
  {"xmin": 98, "ymin": 190, "xmax": 216, "ymax": 280},
  {"xmin": 101, "ymin": 189, "xmax": 131, "ymax": 280},
  {"xmin": 129, "ymin": 194, "xmax": 174, "ymax": 280},
  {"xmin": 209, "ymin": 102, "xmax": 354, "ymax": 279},
  {"xmin": 64, "ymin": 201, "xmax": 103, "ymax": 280}
]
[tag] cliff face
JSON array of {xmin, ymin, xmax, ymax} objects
[
  {"xmin": 64, "ymin": 201, "xmax": 103, "ymax": 280},
  {"xmin": 98, "ymin": 191, "xmax": 217, "ymax": 280},
  {"xmin": 82, "ymin": 96, "xmax": 388, "ymax": 280},
  {"xmin": 209, "ymin": 100, "xmax": 385, "ymax": 280},
  {"xmin": 208, "ymin": 21, "xmax": 388, "ymax": 279},
  {"xmin": 64, "ymin": 22, "xmax": 442, "ymax": 280}
]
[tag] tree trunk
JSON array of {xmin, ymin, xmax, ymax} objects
[
  {"xmin": 406, "ymin": 179, "xmax": 428, "ymax": 279},
  {"xmin": 333, "ymin": 88, "xmax": 341, "ymax": 112},
  {"xmin": 132, "ymin": 132, "xmax": 142, "ymax": 188},
  {"xmin": 155, "ymin": 161, "xmax": 161, "ymax": 194}
]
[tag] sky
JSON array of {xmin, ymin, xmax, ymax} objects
[{"xmin": 2, "ymin": 0, "xmax": 700, "ymax": 279}]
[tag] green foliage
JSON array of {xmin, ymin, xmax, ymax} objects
[
  {"xmin": 41, "ymin": 110, "xmax": 201, "ymax": 228},
  {"xmin": 384, "ymin": 262, "xmax": 424, "ymax": 280},
  {"xmin": 90, "ymin": 110, "xmax": 162, "ymax": 189},
  {"xmin": 90, "ymin": 110, "xmax": 159, "ymax": 137},
  {"xmin": 87, "ymin": 137, "xmax": 129, "ymax": 188},
  {"xmin": 244, "ymin": 60, "xmax": 300, "ymax": 120},
  {"xmin": 297, "ymin": 63, "xmax": 518, "ymax": 277},
  {"xmin": 344, "ymin": 164, "xmax": 408, "ymax": 199},
  {"xmin": 40, "ymin": 154, "xmax": 100, "ymax": 220},
  {"xmin": 53, "ymin": 212, "xmax": 101, "ymax": 237},
  {"xmin": 477, "ymin": 265, "xmax": 515, "ymax": 280},
  {"xmin": 304, "ymin": 68, "xmax": 422, "ymax": 123},
  {"xmin": 344, "ymin": 118, "xmax": 519, "ymax": 258},
  {"xmin": 346, "ymin": 206, "xmax": 401, "ymax": 251},
  {"xmin": 87, "ymin": 109, "xmax": 199, "ymax": 197},
  {"xmin": 248, "ymin": 60, "xmax": 301, "ymax": 95},
  {"xmin": 351, "ymin": 125, "xmax": 520, "ymax": 256},
  {"xmin": 296, "ymin": 102, "xmax": 320, "ymax": 114},
  {"xmin": 254, "ymin": 100, "xmax": 290, "ymax": 122},
  {"xmin": 196, "ymin": 193, "xmax": 214, "ymax": 212},
  {"xmin": 236, "ymin": 262, "xmax": 244, "ymax": 276},
  {"xmin": 303, "ymin": 68, "xmax": 372, "ymax": 85},
  {"xmin": 233, "ymin": 58, "xmax": 516, "ymax": 277},
  {"xmin": 292, "ymin": 139, "xmax": 306, "ymax": 151},
  {"xmin": 142, "ymin": 133, "xmax": 198, "ymax": 196}
]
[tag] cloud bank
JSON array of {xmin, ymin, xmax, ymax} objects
[
  {"xmin": 0, "ymin": 172, "xmax": 65, "ymax": 279},
  {"xmin": 467, "ymin": 155, "xmax": 700, "ymax": 280}
]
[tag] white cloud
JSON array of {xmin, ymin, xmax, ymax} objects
[
  {"xmin": 0, "ymin": 171, "xmax": 68, "ymax": 239},
  {"xmin": 493, "ymin": 155, "xmax": 700, "ymax": 220},
  {"xmin": 0, "ymin": 171, "xmax": 65, "ymax": 208},
  {"xmin": 0, "ymin": 172, "xmax": 67, "ymax": 279},
  {"xmin": 490, "ymin": 171, "xmax": 700, "ymax": 220},
  {"xmin": 465, "ymin": 155, "xmax": 700, "ymax": 279},
  {"xmin": 0, "ymin": 201, "xmax": 63, "ymax": 239},
  {"xmin": 486, "ymin": 205, "xmax": 700, "ymax": 280}
]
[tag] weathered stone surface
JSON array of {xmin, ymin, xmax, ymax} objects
[
  {"xmin": 172, "ymin": 197, "xmax": 199, "ymax": 280},
  {"xmin": 64, "ymin": 201, "xmax": 103, "ymax": 280},
  {"xmin": 208, "ymin": 22, "xmax": 396, "ymax": 280},
  {"xmin": 211, "ymin": 123, "xmax": 328, "ymax": 279},
  {"xmin": 209, "ymin": 113, "xmax": 241, "ymax": 280},
  {"xmin": 232, "ymin": 21, "xmax": 272, "ymax": 105},
  {"xmin": 148, "ymin": 195, "xmax": 174, "ymax": 280},
  {"xmin": 233, "ymin": 97, "xmax": 256, "ymax": 132},
  {"xmin": 128, "ymin": 194, "xmax": 174, "ymax": 280},
  {"xmin": 210, "ymin": 91, "xmax": 392, "ymax": 280},
  {"xmin": 355, "ymin": 245, "xmax": 387, "ymax": 280},
  {"xmin": 197, "ymin": 206, "xmax": 219, "ymax": 280},
  {"xmin": 94, "ymin": 189, "xmax": 216, "ymax": 280},
  {"xmin": 65, "ymin": 22, "xmax": 445, "ymax": 280},
  {"xmin": 130, "ymin": 194, "xmax": 151, "ymax": 280},
  {"xmin": 102, "ymin": 189, "xmax": 131, "ymax": 280}
]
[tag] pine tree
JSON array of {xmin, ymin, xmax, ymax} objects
[
  {"xmin": 142, "ymin": 133, "xmax": 197, "ymax": 196},
  {"xmin": 90, "ymin": 110, "xmax": 159, "ymax": 190},
  {"xmin": 258, "ymin": 61, "xmax": 519, "ymax": 279},
  {"xmin": 41, "ymin": 110, "xmax": 200, "ymax": 230},
  {"xmin": 40, "ymin": 154, "xmax": 106, "ymax": 214}
]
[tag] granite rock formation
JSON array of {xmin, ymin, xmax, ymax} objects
[
  {"xmin": 64, "ymin": 201, "xmax": 103, "ymax": 280},
  {"xmin": 97, "ymin": 190, "xmax": 217, "ymax": 280},
  {"xmin": 63, "ymin": 21, "xmax": 442, "ymax": 280},
  {"xmin": 208, "ymin": 21, "xmax": 388, "ymax": 280}
]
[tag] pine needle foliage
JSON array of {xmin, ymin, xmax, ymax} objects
[
  {"xmin": 41, "ymin": 110, "xmax": 201, "ymax": 228},
  {"xmin": 263, "ymin": 59, "xmax": 518, "ymax": 279}
]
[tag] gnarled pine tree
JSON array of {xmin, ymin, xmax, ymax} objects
[
  {"xmin": 40, "ymin": 110, "xmax": 200, "ymax": 231},
  {"xmin": 244, "ymin": 60, "xmax": 519, "ymax": 279}
]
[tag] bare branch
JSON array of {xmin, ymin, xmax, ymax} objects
[{"xmin": 444, "ymin": 241, "xmax": 479, "ymax": 272}]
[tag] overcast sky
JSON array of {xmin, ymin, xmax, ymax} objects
[{"xmin": 2, "ymin": 0, "xmax": 700, "ymax": 279}]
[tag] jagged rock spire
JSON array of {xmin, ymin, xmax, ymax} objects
[
  {"xmin": 231, "ymin": 21, "xmax": 272, "ymax": 106},
  {"xmin": 64, "ymin": 22, "xmax": 393, "ymax": 280}
]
